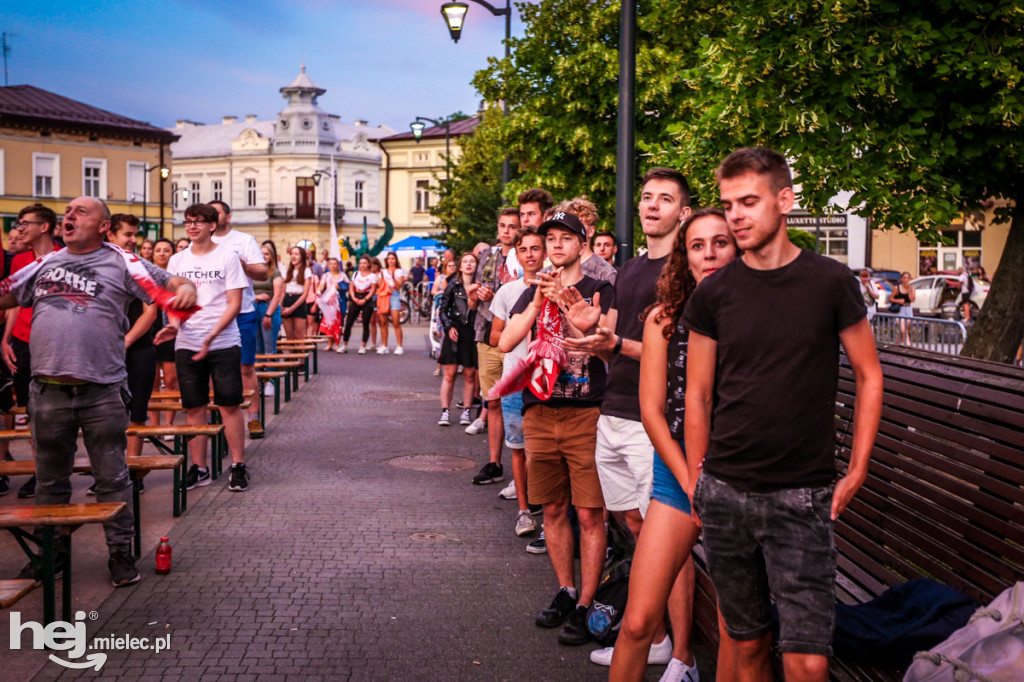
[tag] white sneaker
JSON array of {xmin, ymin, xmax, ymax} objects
[
  {"xmin": 498, "ymin": 479, "xmax": 517, "ymax": 500},
  {"xmin": 263, "ymin": 382, "xmax": 275, "ymax": 397},
  {"xmin": 659, "ymin": 657, "xmax": 699, "ymax": 682},
  {"xmin": 394, "ymin": 346, "xmax": 404, "ymax": 356},
  {"xmin": 589, "ymin": 635, "xmax": 673, "ymax": 667},
  {"xmin": 357, "ymin": 346, "xmax": 367, "ymax": 355},
  {"xmin": 336, "ymin": 344, "xmax": 347, "ymax": 354},
  {"xmin": 465, "ymin": 418, "xmax": 486, "ymax": 435},
  {"xmin": 377, "ymin": 346, "xmax": 390, "ymax": 355},
  {"xmin": 459, "ymin": 409, "xmax": 472, "ymax": 426},
  {"xmin": 515, "ymin": 509, "xmax": 537, "ymax": 536}
]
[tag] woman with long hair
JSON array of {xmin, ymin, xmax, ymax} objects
[
  {"xmin": 341, "ymin": 255, "xmax": 379, "ymax": 354},
  {"xmin": 316, "ymin": 257, "xmax": 348, "ymax": 351},
  {"xmin": 430, "ymin": 259, "xmax": 458, "ymax": 376},
  {"xmin": 305, "ymin": 249, "xmax": 322, "ymax": 338},
  {"xmin": 379, "ymin": 251, "xmax": 407, "ymax": 355},
  {"xmin": 175, "ymin": 237, "xmax": 190, "ymax": 253},
  {"xmin": 151, "ymin": 238, "xmax": 179, "ymax": 428},
  {"xmin": 139, "ymin": 238, "xmax": 155, "ymax": 262},
  {"xmin": 281, "ymin": 246, "xmax": 313, "ymax": 340},
  {"xmin": 889, "ymin": 271, "xmax": 916, "ymax": 344},
  {"xmin": 608, "ymin": 208, "xmax": 738, "ymax": 682},
  {"xmin": 255, "ymin": 240, "xmax": 285, "ymax": 354},
  {"xmin": 437, "ymin": 252, "xmax": 480, "ymax": 426},
  {"xmin": 369, "ymin": 258, "xmax": 386, "ymax": 351}
]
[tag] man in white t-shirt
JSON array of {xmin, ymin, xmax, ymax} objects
[
  {"xmin": 489, "ymin": 228, "xmax": 545, "ymax": 537},
  {"xmin": 209, "ymin": 201, "xmax": 268, "ymax": 439},
  {"xmin": 157, "ymin": 203, "xmax": 251, "ymax": 492}
]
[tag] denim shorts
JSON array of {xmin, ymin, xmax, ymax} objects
[
  {"xmin": 693, "ymin": 471, "xmax": 837, "ymax": 656},
  {"xmin": 650, "ymin": 450, "xmax": 691, "ymax": 515},
  {"xmin": 236, "ymin": 310, "xmax": 261, "ymax": 365},
  {"xmin": 500, "ymin": 392, "xmax": 524, "ymax": 449},
  {"xmin": 389, "ymin": 291, "xmax": 401, "ymax": 309}
]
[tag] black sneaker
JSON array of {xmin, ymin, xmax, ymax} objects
[
  {"xmin": 228, "ymin": 463, "xmax": 249, "ymax": 492},
  {"xmin": 536, "ymin": 588, "xmax": 577, "ymax": 628},
  {"xmin": 18, "ymin": 475, "xmax": 36, "ymax": 498},
  {"xmin": 472, "ymin": 462, "xmax": 504, "ymax": 485},
  {"xmin": 134, "ymin": 477, "xmax": 145, "ymax": 495},
  {"xmin": 0, "ymin": 475, "xmax": 8, "ymax": 496},
  {"xmin": 109, "ymin": 551, "xmax": 141, "ymax": 587},
  {"xmin": 558, "ymin": 604, "xmax": 592, "ymax": 645},
  {"xmin": 185, "ymin": 465, "xmax": 211, "ymax": 490},
  {"xmin": 526, "ymin": 530, "xmax": 547, "ymax": 554},
  {"xmin": 18, "ymin": 539, "xmax": 70, "ymax": 582}
]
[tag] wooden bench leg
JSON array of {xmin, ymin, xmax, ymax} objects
[
  {"xmin": 274, "ymin": 378, "xmax": 281, "ymax": 414},
  {"xmin": 312, "ymin": 346, "xmax": 318, "ymax": 374},
  {"xmin": 258, "ymin": 379, "xmax": 266, "ymax": 425},
  {"xmin": 303, "ymin": 358, "xmax": 310, "ymax": 382},
  {"xmin": 132, "ymin": 476, "xmax": 142, "ymax": 559},
  {"xmin": 173, "ymin": 460, "xmax": 182, "ymax": 517}
]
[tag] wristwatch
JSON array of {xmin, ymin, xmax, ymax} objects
[{"xmin": 612, "ymin": 335, "xmax": 623, "ymax": 355}]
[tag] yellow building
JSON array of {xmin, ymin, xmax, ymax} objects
[
  {"xmin": 377, "ymin": 117, "xmax": 477, "ymax": 244},
  {"xmin": 870, "ymin": 202, "xmax": 1011, "ymax": 277},
  {"xmin": 0, "ymin": 85, "xmax": 178, "ymax": 241}
]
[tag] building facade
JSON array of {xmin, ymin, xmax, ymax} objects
[
  {"xmin": 0, "ymin": 85, "xmax": 178, "ymax": 240},
  {"xmin": 167, "ymin": 67, "xmax": 393, "ymax": 255}
]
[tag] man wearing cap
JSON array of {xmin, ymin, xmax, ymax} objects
[{"xmin": 500, "ymin": 211, "xmax": 615, "ymax": 647}]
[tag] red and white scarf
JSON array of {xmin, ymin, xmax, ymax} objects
[
  {"xmin": 0, "ymin": 242, "xmax": 200, "ymax": 324},
  {"xmin": 487, "ymin": 299, "xmax": 567, "ymax": 402}
]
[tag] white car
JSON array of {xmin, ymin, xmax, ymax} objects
[{"xmin": 910, "ymin": 275, "xmax": 989, "ymax": 318}]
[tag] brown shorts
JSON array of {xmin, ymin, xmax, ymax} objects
[
  {"xmin": 522, "ymin": 405, "xmax": 604, "ymax": 508},
  {"xmin": 477, "ymin": 342, "xmax": 504, "ymax": 400}
]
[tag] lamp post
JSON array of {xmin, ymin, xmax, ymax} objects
[
  {"xmin": 311, "ymin": 153, "xmax": 340, "ymax": 259},
  {"xmin": 614, "ymin": 0, "xmax": 636, "ymax": 264},
  {"xmin": 142, "ymin": 165, "xmax": 169, "ymax": 240},
  {"xmin": 440, "ymin": 0, "xmax": 511, "ymax": 187},
  {"xmin": 410, "ymin": 116, "xmax": 452, "ymax": 183}
]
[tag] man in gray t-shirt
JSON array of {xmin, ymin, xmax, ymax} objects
[{"xmin": 0, "ymin": 196, "xmax": 196, "ymax": 588}]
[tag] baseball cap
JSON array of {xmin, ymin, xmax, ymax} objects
[{"xmin": 538, "ymin": 212, "xmax": 587, "ymax": 242}]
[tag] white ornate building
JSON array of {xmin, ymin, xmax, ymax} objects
[{"xmin": 167, "ymin": 66, "xmax": 394, "ymax": 253}]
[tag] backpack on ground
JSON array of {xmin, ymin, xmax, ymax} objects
[
  {"xmin": 903, "ymin": 581, "xmax": 1024, "ymax": 682},
  {"xmin": 586, "ymin": 558, "xmax": 631, "ymax": 646}
]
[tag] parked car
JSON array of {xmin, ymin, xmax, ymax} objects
[{"xmin": 910, "ymin": 274, "xmax": 989, "ymax": 318}]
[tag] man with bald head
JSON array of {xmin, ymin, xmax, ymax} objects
[{"xmin": 0, "ymin": 196, "xmax": 197, "ymax": 587}]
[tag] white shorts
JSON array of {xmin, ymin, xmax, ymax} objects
[{"xmin": 595, "ymin": 414, "xmax": 654, "ymax": 516}]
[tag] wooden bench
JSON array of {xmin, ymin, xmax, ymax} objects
[
  {"xmin": 256, "ymin": 352, "xmax": 311, "ymax": 382},
  {"xmin": 276, "ymin": 341, "xmax": 323, "ymax": 373},
  {"xmin": 0, "ymin": 502, "xmax": 126, "ymax": 624},
  {"xmin": 0, "ymin": 579, "xmax": 37, "ymax": 609},
  {"xmin": 0, "ymin": 455, "xmax": 186, "ymax": 558},
  {"xmin": 142, "ymin": 405, "xmax": 246, "ymax": 479},
  {"xmin": 691, "ymin": 345, "xmax": 1024, "ymax": 680},
  {"xmin": 254, "ymin": 360, "xmax": 303, "ymax": 391},
  {"xmin": 0, "ymin": 429, "xmax": 32, "ymax": 441},
  {"xmin": 256, "ymin": 370, "xmax": 289, "ymax": 413}
]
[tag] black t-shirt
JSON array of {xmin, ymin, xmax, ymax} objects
[
  {"xmin": 600, "ymin": 253, "xmax": 667, "ymax": 421},
  {"xmin": 682, "ymin": 250, "xmax": 866, "ymax": 493},
  {"xmin": 126, "ymin": 298, "xmax": 155, "ymax": 349},
  {"xmin": 511, "ymin": 275, "xmax": 615, "ymax": 412}
]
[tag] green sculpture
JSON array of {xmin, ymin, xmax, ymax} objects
[{"xmin": 343, "ymin": 216, "xmax": 394, "ymax": 258}]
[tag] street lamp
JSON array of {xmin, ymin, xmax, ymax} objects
[
  {"xmin": 311, "ymin": 153, "xmax": 341, "ymax": 259},
  {"xmin": 410, "ymin": 116, "xmax": 452, "ymax": 183},
  {"xmin": 439, "ymin": 0, "xmax": 511, "ymax": 187},
  {"xmin": 142, "ymin": 165, "xmax": 169, "ymax": 240}
]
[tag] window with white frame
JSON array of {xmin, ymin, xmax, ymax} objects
[
  {"xmin": 126, "ymin": 162, "xmax": 147, "ymax": 203},
  {"xmin": 82, "ymin": 158, "xmax": 106, "ymax": 198},
  {"xmin": 172, "ymin": 182, "xmax": 179, "ymax": 208},
  {"xmin": 33, "ymin": 153, "xmax": 59, "ymax": 197},
  {"xmin": 212, "ymin": 179, "xmax": 223, "ymax": 202},
  {"xmin": 354, "ymin": 180, "xmax": 364, "ymax": 209},
  {"xmin": 415, "ymin": 179, "xmax": 431, "ymax": 213},
  {"xmin": 245, "ymin": 178, "xmax": 257, "ymax": 207},
  {"xmin": 189, "ymin": 181, "xmax": 200, "ymax": 205}
]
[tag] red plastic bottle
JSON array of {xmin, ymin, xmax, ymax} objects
[{"xmin": 155, "ymin": 537, "xmax": 172, "ymax": 575}]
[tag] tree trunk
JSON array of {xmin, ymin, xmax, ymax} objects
[{"xmin": 961, "ymin": 199, "xmax": 1024, "ymax": 363}]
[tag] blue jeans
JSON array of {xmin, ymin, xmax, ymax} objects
[
  {"xmin": 29, "ymin": 379, "xmax": 134, "ymax": 553},
  {"xmin": 254, "ymin": 300, "xmax": 281, "ymax": 354}
]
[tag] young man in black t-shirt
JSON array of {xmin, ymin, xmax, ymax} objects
[
  {"xmin": 683, "ymin": 148, "xmax": 883, "ymax": 682},
  {"xmin": 500, "ymin": 212, "xmax": 614, "ymax": 647}
]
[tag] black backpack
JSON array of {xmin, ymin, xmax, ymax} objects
[{"xmin": 586, "ymin": 559, "xmax": 631, "ymax": 645}]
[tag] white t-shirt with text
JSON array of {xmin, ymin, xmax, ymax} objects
[{"xmin": 211, "ymin": 228, "xmax": 263, "ymax": 314}]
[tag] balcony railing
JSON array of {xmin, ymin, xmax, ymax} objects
[{"xmin": 265, "ymin": 204, "xmax": 345, "ymax": 223}]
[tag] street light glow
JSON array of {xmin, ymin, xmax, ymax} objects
[
  {"xmin": 441, "ymin": 2, "xmax": 469, "ymax": 43},
  {"xmin": 409, "ymin": 120, "xmax": 426, "ymax": 141}
]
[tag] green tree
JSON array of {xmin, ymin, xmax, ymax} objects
[{"xmin": 651, "ymin": 0, "xmax": 1024, "ymax": 363}]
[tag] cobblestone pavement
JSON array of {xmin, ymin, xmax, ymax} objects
[{"xmin": 29, "ymin": 327, "xmax": 711, "ymax": 681}]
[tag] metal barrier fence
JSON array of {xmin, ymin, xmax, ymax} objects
[{"xmin": 870, "ymin": 312, "xmax": 967, "ymax": 355}]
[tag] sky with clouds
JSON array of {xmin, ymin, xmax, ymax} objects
[{"xmin": 3, "ymin": 0, "xmax": 526, "ymax": 133}]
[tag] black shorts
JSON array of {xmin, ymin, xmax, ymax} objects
[
  {"xmin": 282, "ymin": 293, "xmax": 308, "ymax": 319},
  {"xmin": 439, "ymin": 325, "xmax": 478, "ymax": 368},
  {"xmin": 155, "ymin": 339, "xmax": 176, "ymax": 364},
  {"xmin": 175, "ymin": 346, "xmax": 244, "ymax": 409},
  {"xmin": 125, "ymin": 344, "xmax": 157, "ymax": 423},
  {"xmin": 12, "ymin": 336, "xmax": 31, "ymax": 407}
]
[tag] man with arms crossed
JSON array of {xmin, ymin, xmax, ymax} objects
[
  {"xmin": 564, "ymin": 168, "xmax": 697, "ymax": 671},
  {"xmin": 684, "ymin": 148, "xmax": 883, "ymax": 681},
  {"xmin": 3, "ymin": 196, "xmax": 196, "ymax": 586},
  {"xmin": 160, "ymin": 204, "xmax": 250, "ymax": 492},
  {"xmin": 208, "ymin": 201, "xmax": 267, "ymax": 438},
  {"xmin": 501, "ymin": 212, "xmax": 614, "ymax": 646},
  {"xmin": 470, "ymin": 207, "xmax": 521, "ymax": 485}
]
